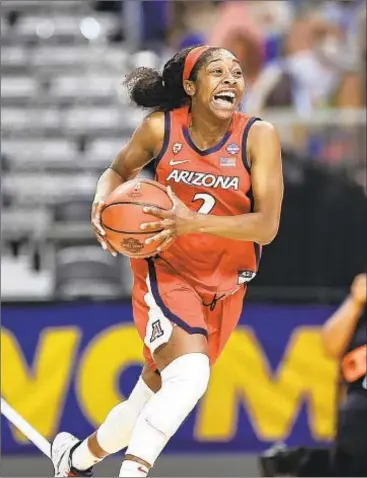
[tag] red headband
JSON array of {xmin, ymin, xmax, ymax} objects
[{"xmin": 182, "ymin": 45, "xmax": 210, "ymax": 83}]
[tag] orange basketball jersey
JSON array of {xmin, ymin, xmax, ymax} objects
[{"xmin": 133, "ymin": 106, "xmax": 262, "ymax": 295}]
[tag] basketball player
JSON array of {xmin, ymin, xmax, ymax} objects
[
  {"xmin": 322, "ymin": 273, "xmax": 367, "ymax": 477},
  {"xmin": 51, "ymin": 45, "xmax": 283, "ymax": 477}
]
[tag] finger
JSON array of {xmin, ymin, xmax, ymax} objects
[
  {"xmin": 140, "ymin": 221, "xmax": 163, "ymax": 231},
  {"xmin": 92, "ymin": 201, "xmax": 106, "ymax": 236},
  {"xmin": 92, "ymin": 220, "xmax": 106, "ymax": 236},
  {"xmin": 157, "ymin": 236, "xmax": 174, "ymax": 253},
  {"xmin": 93, "ymin": 210, "xmax": 106, "ymax": 236},
  {"xmin": 95, "ymin": 234, "xmax": 118, "ymax": 257},
  {"xmin": 92, "ymin": 200, "xmax": 105, "ymax": 212},
  {"xmin": 143, "ymin": 206, "xmax": 171, "ymax": 219},
  {"xmin": 145, "ymin": 229, "xmax": 172, "ymax": 245},
  {"xmin": 140, "ymin": 219, "xmax": 173, "ymax": 231}
]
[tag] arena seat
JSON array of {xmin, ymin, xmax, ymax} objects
[
  {"xmin": 1, "ymin": 77, "xmax": 37, "ymax": 98},
  {"xmin": 1, "ymin": 16, "xmax": 8, "ymax": 36},
  {"xmin": 14, "ymin": 12, "xmax": 119, "ymax": 42},
  {"xmin": 65, "ymin": 107, "xmax": 122, "ymax": 131},
  {"xmin": 130, "ymin": 50, "xmax": 161, "ymax": 70},
  {"xmin": 54, "ymin": 245, "xmax": 127, "ymax": 299},
  {"xmin": 1, "ymin": 109, "xmax": 32, "ymax": 130},
  {"xmin": 87, "ymin": 138, "xmax": 127, "ymax": 161},
  {"xmin": 1, "ymin": 0, "xmax": 84, "ymax": 12},
  {"xmin": 2, "ymin": 173, "xmax": 97, "ymax": 204},
  {"xmin": 32, "ymin": 46, "xmax": 94, "ymax": 67},
  {"xmin": 1, "ymin": 46, "xmax": 28, "ymax": 67},
  {"xmin": 53, "ymin": 199, "xmax": 92, "ymax": 223},
  {"xmin": 1, "ymin": 108, "xmax": 61, "ymax": 132},
  {"xmin": 51, "ymin": 75, "xmax": 118, "ymax": 99},
  {"xmin": 1, "ymin": 139, "xmax": 77, "ymax": 161},
  {"xmin": 1, "ymin": 208, "xmax": 52, "ymax": 241}
]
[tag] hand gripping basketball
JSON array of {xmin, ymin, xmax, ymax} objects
[
  {"xmin": 91, "ymin": 200, "xmax": 118, "ymax": 257},
  {"xmin": 99, "ymin": 179, "xmax": 177, "ymax": 258},
  {"xmin": 141, "ymin": 186, "xmax": 198, "ymax": 252}
]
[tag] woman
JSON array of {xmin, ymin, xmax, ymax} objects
[
  {"xmin": 51, "ymin": 45, "xmax": 283, "ymax": 477},
  {"xmin": 322, "ymin": 273, "xmax": 367, "ymax": 477}
]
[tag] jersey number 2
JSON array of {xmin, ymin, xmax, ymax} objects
[{"xmin": 192, "ymin": 193, "xmax": 216, "ymax": 214}]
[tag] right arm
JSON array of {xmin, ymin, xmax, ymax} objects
[
  {"xmin": 321, "ymin": 274, "xmax": 366, "ymax": 359},
  {"xmin": 91, "ymin": 111, "xmax": 165, "ymax": 253}
]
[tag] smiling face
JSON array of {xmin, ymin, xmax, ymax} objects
[{"xmin": 184, "ymin": 49, "xmax": 245, "ymax": 121}]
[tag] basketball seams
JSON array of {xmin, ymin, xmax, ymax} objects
[
  {"xmin": 139, "ymin": 179, "xmax": 169, "ymax": 194},
  {"xmin": 102, "ymin": 224, "xmax": 164, "ymax": 235},
  {"xmin": 102, "ymin": 201, "xmax": 169, "ymax": 211}
]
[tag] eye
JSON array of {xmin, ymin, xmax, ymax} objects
[
  {"xmin": 211, "ymin": 68, "xmax": 222, "ymax": 74},
  {"xmin": 233, "ymin": 69, "xmax": 243, "ymax": 76}
]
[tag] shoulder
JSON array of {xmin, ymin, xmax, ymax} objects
[
  {"xmin": 248, "ymin": 120, "xmax": 279, "ymax": 145},
  {"xmin": 141, "ymin": 111, "xmax": 166, "ymax": 138},
  {"xmin": 246, "ymin": 120, "xmax": 281, "ymax": 163},
  {"xmin": 134, "ymin": 111, "xmax": 166, "ymax": 153}
]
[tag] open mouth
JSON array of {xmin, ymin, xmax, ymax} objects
[{"xmin": 212, "ymin": 91, "xmax": 236, "ymax": 109}]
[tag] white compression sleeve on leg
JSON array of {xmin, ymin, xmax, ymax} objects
[
  {"xmin": 96, "ymin": 376, "xmax": 154, "ymax": 454},
  {"xmin": 119, "ymin": 353, "xmax": 210, "ymax": 474},
  {"xmin": 72, "ymin": 377, "xmax": 154, "ymax": 470}
]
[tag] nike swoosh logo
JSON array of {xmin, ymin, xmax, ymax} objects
[{"xmin": 169, "ymin": 159, "xmax": 190, "ymax": 166}]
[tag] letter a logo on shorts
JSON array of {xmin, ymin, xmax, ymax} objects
[{"xmin": 150, "ymin": 320, "xmax": 164, "ymax": 343}]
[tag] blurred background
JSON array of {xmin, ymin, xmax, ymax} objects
[{"xmin": 1, "ymin": 0, "xmax": 366, "ymax": 476}]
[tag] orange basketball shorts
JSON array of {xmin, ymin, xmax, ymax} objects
[{"xmin": 131, "ymin": 258, "xmax": 246, "ymax": 371}]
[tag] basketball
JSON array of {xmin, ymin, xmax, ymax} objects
[{"xmin": 101, "ymin": 179, "xmax": 174, "ymax": 258}]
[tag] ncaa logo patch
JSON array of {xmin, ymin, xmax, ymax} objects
[
  {"xmin": 172, "ymin": 142, "xmax": 182, "ymax": 155},
  {"xmin": 226, "ymin": 143, "xmax": 240, "ymax": 155}
]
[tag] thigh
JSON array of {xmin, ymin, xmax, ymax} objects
[
  {"xmin": 132, "ymin": 258, "xmax": 208, "ymax": 371},
  {"xmin": 207, "ymin": 287, "xmax": 246, "ymax": 365}
]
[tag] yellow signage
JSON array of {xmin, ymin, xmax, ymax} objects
[{"xmin": 1, "ymin": 324, "xmax": 338, "ymax": 444}]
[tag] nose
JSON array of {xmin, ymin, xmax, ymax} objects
[{"xmin": 222, "ymin": 74, "xmax": 237, "ymax": 85}]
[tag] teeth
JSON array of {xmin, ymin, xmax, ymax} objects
[{"xmin": 217, "ymin": 92, "xmax": 235, "ymax": 98}]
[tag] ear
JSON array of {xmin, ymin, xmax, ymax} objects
[{"xmin": 183, "ymin": 80, "xmax": 196, "ymax": 97}]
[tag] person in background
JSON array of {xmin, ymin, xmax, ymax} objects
[
  {"xmin": 166, "ymin": 1, "xmax": 219, "ymax": 56},
  {"xmin": 245, "ymin": 8, "xmax": 364, "ymax": 116},
  {"xmin": 322, "ymin": 273, "xmax": 367, "ymax": 477},
  {"xmin": 221, "ymin": 30, "xmax": 264, "ymax": 110}
]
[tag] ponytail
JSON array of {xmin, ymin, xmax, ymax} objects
[
  {"xmin": 124, "ymin": 46, "xmax": 218, "ymax": 111},
  {"xmin": 124, "ymin": 67, "xmax": 167, "ymax": 109}
]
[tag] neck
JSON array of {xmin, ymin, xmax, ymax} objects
[{"xmin": 189, "ymin": 104, "xmax": 231, "ymax": 150}]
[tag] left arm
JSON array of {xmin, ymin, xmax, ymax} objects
[{"xmin": 193, "ymin": 121, "xmax": 283, "ymax": 244}]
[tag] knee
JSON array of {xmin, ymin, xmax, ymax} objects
[
  {"xmin": 162, "ymin": 352, "xmax": 210, "ymax": 399},
  {"xmin": 142, "ymin": 353, "xmax": 210, "ymax": 439}
]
